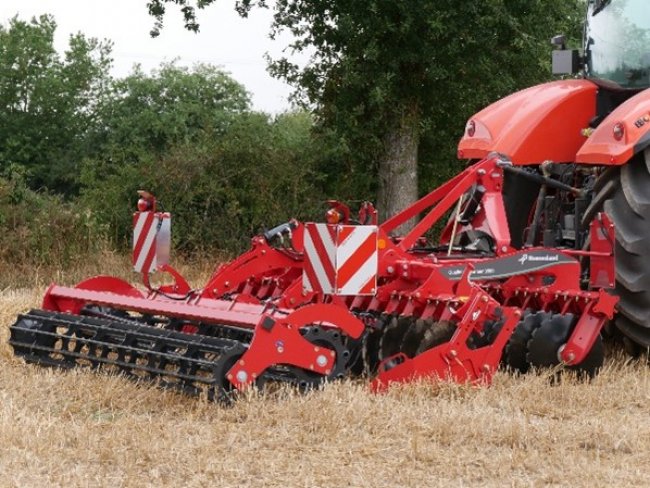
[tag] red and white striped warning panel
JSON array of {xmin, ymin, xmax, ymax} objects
[
  {"xmin": 303, "ymin": 223, "xmax": 378, "ymax": 296},
  {"xmin": 335, "ymin": 225, "xmax": 379, "ymax": 295},
  {"xmin": 133, "ymin": 211, "xmax": 171, "ymax": 274}
]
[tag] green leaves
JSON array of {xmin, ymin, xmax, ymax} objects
[
  {"xmin": 81, "ymin": 110, "xmax": 333, "ymax": 252},
  {"xmin": 0, "ymin": 4, "xmax": 589, "ymax": 258},
  {"xmin": 143, "ymin": 0, "xmax": 585, "ymax": 208},
  {"xmin": 256, "ymin": 0, "xmax": 585, "ymax": 193},
  {"xmin": 91, "ymin": 62, "xmax": 251, "ymax": 160},
  {"xmin": 147, "ymin": 0, "xmax": 207, "ymax": 37},
  {"xmin": 0, "ymin": 15, "xmax": 112, "ymax": 194}
]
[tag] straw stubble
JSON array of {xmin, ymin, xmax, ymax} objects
[{"xmin": 1, "ymin": 288, "xmax": 649, "ymax": 487}]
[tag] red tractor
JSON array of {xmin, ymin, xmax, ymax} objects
[{"xmin": 8, "ymin": 0, "xmax": 649, "ymax": 399}]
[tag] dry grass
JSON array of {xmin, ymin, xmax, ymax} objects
[
  {"xmin": 0, "ymin": 250, "xmax": 223, "ymax": 289},
  {"xmin": 2, "ymin": 285, "xmax": 650, "ymax": 486}
]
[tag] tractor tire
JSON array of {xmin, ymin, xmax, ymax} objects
[{"xmin": 584, "ymin": 148, "xmax": 650, "ymax": 352}]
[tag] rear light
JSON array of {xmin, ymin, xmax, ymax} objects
[
  {"xmin": 326, "ymin": 209, "xmax": 342, "ymax": 225},
  {"xmin": 136, "ymin": 190, "xmax": 155, "ymax": 212},
  {"xmin": 613, "ymin": 122, "xmax": 625, "ymax": 141},
  {"xmin": 137, "ymin": 198, "xmax": 151, "ymax": 212},
  {"xmin": 466, "ymin": 120, "xmax": 476, "ymax": 137}
]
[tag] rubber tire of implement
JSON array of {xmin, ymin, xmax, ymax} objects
[
  {"xmin": 400, "ymin": 318, "xmax": 430, "ymax": 358},
  {"xmin": 503, "ymin": 311, "xmax": 551, "ymax": 374},
  {"xmin": 415, "ymin": 321, "xmax": 456, "ymax": 356},
  {"xmin": 378, "ymin": 316, "xmax": 414, "ymax": 361},
  {"xmin": 210, "ymin": 343, "xmax": 248, "ymax": 404},
  {"xmin": 527, "ymin": 313, "xmax": 604, "ymax": 379},
  {"xmin": 362, "ymin": 315, "xmax": 388, "ymax": 376},
  {"xmin": 584, "ymin": 148, "xmax": 650, "ymax": 351}
]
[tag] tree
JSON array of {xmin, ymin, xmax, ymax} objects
[
  {"xmin": 146, "ymin": 1, "xmax": 584, "ymax": 225},
  {"xmin": 0, "ymin": 14, "xmax": 112, "ymax": 194}
]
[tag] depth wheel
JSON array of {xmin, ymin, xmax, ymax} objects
[
  {"xmin": 415, "ymin": 321, "xmax": 456, "ymax": 356},
  {"xmin": 210, "ymin": 343, "xmax": 249, "ymax": 404},
  {"xmin": 378, "ymin": 315, "xmax": 414, "ymax": 361},
  {"xmin": 299, "ymin": 326, "xmax": 350, "ymax": 383},
  {"xmin": 503, "ymin": 311, "xmax": 551, "ymax": 373},
  {"xmin": 527, "ymin": 313, "xmax": 604, "ymax": 379}
]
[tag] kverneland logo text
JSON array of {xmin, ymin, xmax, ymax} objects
[{"xmin": 518, "ymin": 254, "xmax": 560, "ymax": 265}]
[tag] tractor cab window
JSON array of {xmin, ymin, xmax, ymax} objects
[{"xmin": 586, "ymin": 0, "xmax": 650, "ymax": 88}]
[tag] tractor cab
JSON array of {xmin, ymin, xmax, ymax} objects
[
  {"xmin": 553, "ymin": 0, "xmax": 650, "ymax": 90},
  {"xmin": 585, "ymin": 0, "xmax": 650, "ymax": 90},
  {"xmin": 552, "ymin": 0, "xmax": 650, "ymax": 127}
]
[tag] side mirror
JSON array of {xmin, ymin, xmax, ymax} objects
[
  {"xmin": 551, "ymin": 35, "xmax": 567, "ymax": 50},
  {"xmin": 552, "ymin": 50, "xmax": 582, "ymax": 75},
  {"xmin": 551, "ymin": 34, "xmax": 582, "ymax": 75}
]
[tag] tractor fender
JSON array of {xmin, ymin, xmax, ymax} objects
[
  {"xmin": 458, "ymin": 80, "xmax": 597, "ymax": 165},
  {"xmin": 576, "ymin": 87, "xmax": 650, "ymax": 165}
]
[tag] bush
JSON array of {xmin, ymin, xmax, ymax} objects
[
  {"xmin": 80, "ymin": 111, "xmax": 330, "ymax": 254},
  {"xmin": 0, "ymin": 169, "xmax": 108, "ymax": 266}
]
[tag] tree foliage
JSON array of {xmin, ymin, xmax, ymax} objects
[
  {"xmin": 0, "ymin": 15, "xmax": 112, "ymax": 193},
  {"xmin": 256, "ymin": 0, "xmax": 585, "ymax": 185},
  {"xmin": 146, "ymin": 0, "xmax": 585, "ymax": 220},
  {"xmin": 0, "ymin": 167, "xmax": 108, "ymax": 266},
  {"xmin": 0, "ymin": 6, "xmax": 590, "ymax": 260},
  {"xmin": 80, "ymin": 62, "xmax": 333, "ymax": 251},
  {"xmin": 87, "ymin": 62, "xmax": 251, "ymax": 165},
  {"xmin": 0, "ymin": 14, "xmax": 338, "ymax": 255},
  {"xmin": 81, "ymin": 110, "xmax": 331, "ymax": 252},
  {"xmin": 147, "ymin": 0, "xmax": 211, "ymax": 36}
]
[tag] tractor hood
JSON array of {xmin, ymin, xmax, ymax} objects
[{"xmin": 458, "ymin": 80, "xmax": 597, "ymax": 165}]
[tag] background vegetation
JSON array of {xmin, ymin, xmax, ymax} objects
[{"xmin": 0, "ymin": 5, "xmax": 583, "ymax": 266}]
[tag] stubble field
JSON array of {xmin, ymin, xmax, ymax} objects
[{"xmin": 0, "ymin": 261, "xmax": 649, "ymax": 487}]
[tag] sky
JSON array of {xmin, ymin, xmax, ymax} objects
[{"xmin": 0, "ymin": 0, "xmax": 303, "ymax": 113}]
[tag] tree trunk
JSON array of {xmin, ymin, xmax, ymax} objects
[{"xmin": 378, "ymin": 100, "xmax": 420, "ymax": 232}]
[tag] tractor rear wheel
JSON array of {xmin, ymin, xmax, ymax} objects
[{"xmin": 584, "ymin": 148, "xmax": 650, "ymax": 353}]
